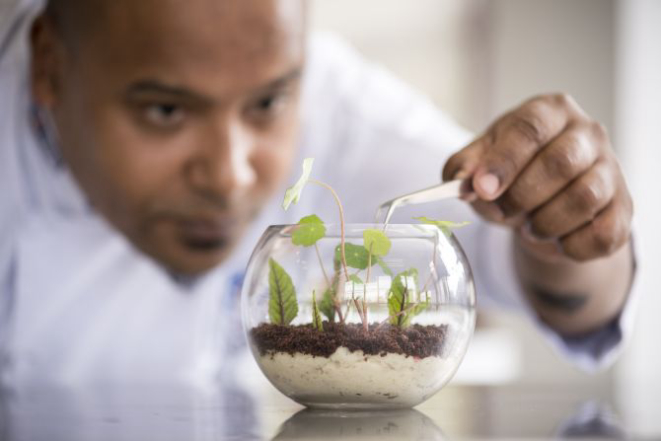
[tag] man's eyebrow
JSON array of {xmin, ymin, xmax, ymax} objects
[
  {"xmin": 125, "ymin": 81, "xmax": 204, "ymax": 101},
  {"xmin": 124, "ymin": 67, "xmax": 302, "ymax": 101},
  {"xmin": 255, "ymin": 67, "xmax": 303, "ymax": 92}
]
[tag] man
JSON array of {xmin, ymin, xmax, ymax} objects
[{"xmin": 0, "ymin": 0, "xmax": 634, "ymax": 385}]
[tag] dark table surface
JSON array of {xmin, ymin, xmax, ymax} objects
[{"xmin": 1, "ymin": 372, "xmax": 657, "ymax": 441}]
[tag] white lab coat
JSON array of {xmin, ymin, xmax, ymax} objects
[{"xmin": 0, "ymin": 0, "xmax": 635, "ymax": 387}]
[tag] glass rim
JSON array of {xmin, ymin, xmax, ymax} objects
[
  {"xmin": 265, "ymin": 222, "xmax": 443, "ymax": 228},
  {"xmin": 264, "ymin": 223, "xmax": 459, "ymax": 239}
]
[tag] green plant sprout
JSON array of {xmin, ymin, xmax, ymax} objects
[
  {"xmin": 387, "ymin": 268, "xmax": 429, "ymax": 327},
  {"xmin": 283, "ymin": 158, "xmax": 350, "ymax": 281},
  {"xmin": 267, "ymin": 158, "xmax": 468, "ymax": 333},
  {"xmin": 312, "ymin": 290, "xmax": 323, "ymax": 331},
  {"xmin": 268, "ymin": 258, "xmax": 298, "ymax": 325}
]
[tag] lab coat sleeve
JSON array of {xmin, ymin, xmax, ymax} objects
[{"xmin": 300, "ymin": 32, "xmax": 636, "ymax": 370}]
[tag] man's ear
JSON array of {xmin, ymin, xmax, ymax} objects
[{"xmin": 30, "ymin": 14, "xmax": 64, "ymax": 109}]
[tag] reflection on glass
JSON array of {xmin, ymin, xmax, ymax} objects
[{"xmin": 272, "ymin": 408, "xmax": 445, "ymax": 440}]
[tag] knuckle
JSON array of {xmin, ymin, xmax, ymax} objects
[
  {"xmin": 553, "ymin": 92, "xmax": 573, "ymax": 106},
  {"xmin": 569, "ymin": 181, "xmax": 604, "ymax": 215},
  {"xmin": 552, "ymin": 92, "xmax": 584, "ymax": 114},
  {"xmin": 589, "ymin": 120, "xmax": 609, "ymax": 142},
  {"xmin": 544, "ymin": 143, "xmax": 583, "ymax": 181},
  {"xmin": 507, "ymin": 112, "xmax": 547, "ymax": 145},
  {"xmin": 591, "ymin": 221, "xmax": 618, "ymax": 256}
]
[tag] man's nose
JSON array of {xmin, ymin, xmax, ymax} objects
[{"xmin": 186, "ymin": 118, "xmax": 257, "ymax": 201}]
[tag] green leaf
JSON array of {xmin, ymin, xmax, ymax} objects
[
  {"xmin": 268, "ymin": 258, "xmax": 298, "ymax": 325},
  {"xmin": 334, "ymin": 243, "xmax": 377, "ymax": 270},
  {"xmin": 410, "ymin": 294, "xmax": 430, "ymax": 318},
  {"xmin": 319, "ymin": 285, "xmax": 336, "ymax": 322},
  {"xmin": 375, "ymin": 256, "xmax": 394, "ymax": 276},
  {"xmin": 282, "ymin": 158, "xmax": 315, "ymax": 211},
  {"xmin": 387, "ymin": 268, "xmax": 420, "ymax": 327},
  {"xmin": 388, "ymin": 282, "xmax": 407, "ymax": 327},
  {"xmin": 348, "ymin": 274, "xmax": 364, "ymax": 285},
  {"xmin": 312, "ymin": 290, "xmax": 323, "ymax": 332},
  {"xmin": 413, "ymin": 216, "xmax": 469, "ymax": 238},
  {"xmin": 292, "ymin": 214, "xmax": 326, "ymax": 246},
  {"xmin": 319, "ymin": 273, "xmax": 339, "ymax": 322},
  {"xmin": 363, "ymin": 229, "xmax": 392, "ymax": 256}
]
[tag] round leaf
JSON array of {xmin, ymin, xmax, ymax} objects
[
  {"xmin": 363, "ymin": 229, "xmax": 392, "ymax": 256},
  {"xmin": 334, "ymin": 243, "xmax": 376, "ymax": 270},
  {"xmin": 292, "ymin": 214, "xmax": 326, "ymax": 247}
]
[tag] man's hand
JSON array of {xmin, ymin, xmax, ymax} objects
[
  {"xmin": 443, "ymin": 93, "xmax": 633, "ymax": 262},
  {"xmin": 443, "ymin": 94, "xmax": 635, "ymax": 337}
]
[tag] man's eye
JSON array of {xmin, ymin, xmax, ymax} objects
[
  {"xmin": 144, "ymin": 104, "xmax": 185, "ymax": 127},
  {"xmin": 246, "ymin": 92, "xmax": 289, "ymax": 121}
]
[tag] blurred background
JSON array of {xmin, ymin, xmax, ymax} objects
[{"xmin": 307, "ymin": 0, "xmax": 660, "ymax": 436}]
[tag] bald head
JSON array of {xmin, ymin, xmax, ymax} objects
[{"xmin": 44, "ymin": 0, "xmax": 306, "ymax": 55}]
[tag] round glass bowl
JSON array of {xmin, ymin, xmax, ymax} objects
[{"xmin": 241, "ymin": 223, "xmax": 476, "ymax": 409}]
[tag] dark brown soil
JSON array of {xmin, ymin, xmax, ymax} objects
[{"xmin": 250, "ymin": 322, "xmax": 448, "ymax": 359}]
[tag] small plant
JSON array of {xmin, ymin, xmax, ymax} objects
[
  {"xmin": 311, "ymin": 290, "xmax": 323, "ymax": 332},
  {"xmin": 387, "ymin": 269, "xmax": 428, "ymax": 327},
  {"xmin": 268, "ymin": 258, "xmax": 298, "ymax": 326},
  {"xmin": 267, "ymin": 158, "xmax": 468, "ymax": 334}
]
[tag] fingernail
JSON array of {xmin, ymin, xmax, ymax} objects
[{"xmin": 477, "ymin": 173, "xmax": 500, "ymax": 197}]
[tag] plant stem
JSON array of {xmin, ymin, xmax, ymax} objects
[
  {"xmin": 335, "ymin": 299, "xmax": 344, "ymax": 322},
  {"xmin": 398, "ymin": 287, "xmax": 408, "ymax": 327},
  {"xmin": 420, "ymin": 271, "xmax": 435, "ymax": 301},
  {"xmin": 315, "ymin": 242, "xmax": 330, "ymax": 288},
  {"xmin": 365, "ymin": 244, "xmax": 373, "ymax": 285},
  {"xmin": 332, "ymin": 270, "xmax": 345, "ymax": 323},
  {"xmin": 361, "ymin": 244, "xmax": 374, "ymax": 332},
  {"xmin": 375, "ymin": 299, "xmax": 420, "ymax": 332},
  {"xmin": 309, "ymin": 179, "xmax": 349, "ymax": 281}
]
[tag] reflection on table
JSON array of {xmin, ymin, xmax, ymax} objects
[
  {"xmin": 0, "ymin": 380, "xmax": 638, "ymax": 440},
  {"xmin": 272, "ymin": 408, "xmax": 445, "ymax": 440}
]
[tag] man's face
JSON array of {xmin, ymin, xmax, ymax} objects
[{"xmin": 33, "ymin": 0, "xmax": 305, "ymax": 275}]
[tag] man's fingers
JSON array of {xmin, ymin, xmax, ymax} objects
[
  {"xmin": 559, "ymin": 197, "xmax": 632, "ymax": 262},
  {"xmin": 442, "ymin": 137, "xmax": 487, "ymax": 182},
  {"xmin": 472, "ymin": 97, "xmax": 570, "ymax": 201},
  {"xmin": 497, "ymin": 123, "xmax": 600, "ymax": 217},
  {"xmin": 528, "ymin": 160, "xmax": 616, "ymax": 238},
  {"xmin": 469, "ymin": 199, "xmax": 526, "ymax": 228}
]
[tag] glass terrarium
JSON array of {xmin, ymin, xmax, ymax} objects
[{"xmin": 241, "ymin": 222, "xmax": 476, "ymax": 409}]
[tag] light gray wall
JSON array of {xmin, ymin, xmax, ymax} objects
[
  {"xmin": 487, "ymin": 0, "xmax": 616, "ymax": 144},
  {"xmin": 614, "ymin": 0, "xmax": 661, "ymax": 436}
]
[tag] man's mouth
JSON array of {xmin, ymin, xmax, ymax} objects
[{"xmin": 176, "ymin": 217, "xmax": 238, "ymax": 251}]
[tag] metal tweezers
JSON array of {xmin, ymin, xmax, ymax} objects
[{"xmin": 374, "ymin": 178, "xmax": 472, "ymax": 225}]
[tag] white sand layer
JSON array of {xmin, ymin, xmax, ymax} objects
[{"xmin": 257, "ymin": 346, "xmax": 459, "ymax": 407}]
